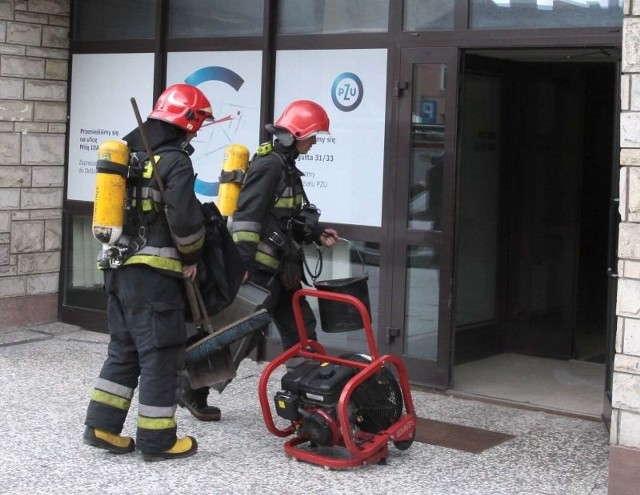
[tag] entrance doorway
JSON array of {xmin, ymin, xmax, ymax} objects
[{"xmin": 453, "ymin": 49, "xmax": 618, "ymax": 417}]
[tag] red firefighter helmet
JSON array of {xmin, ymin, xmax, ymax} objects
[
  {"xmin": 149, "ymin": 83, "xmax": 214, "ymax": 133},
  {"xmin": 274, "ymin": 100, "xmax": 330, "ymax": 140}
]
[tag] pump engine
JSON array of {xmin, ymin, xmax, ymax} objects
[{"xmin": 273, "ymin": 355, "xmax": 405, "ymax": 448}]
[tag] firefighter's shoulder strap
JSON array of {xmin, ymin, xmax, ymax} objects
[
  {"xmin": 253, "ymin": 142, "xmax": 309, "ymax": 206},
  {"xmin": 128, "ymin": 145, "xmax": 187, "ymax": 193}
]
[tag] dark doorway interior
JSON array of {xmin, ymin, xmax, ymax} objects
[{"xmin": 454, "ymin": 50, "xmax": 616, "ymax": 368}]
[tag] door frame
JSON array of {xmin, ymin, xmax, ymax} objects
[{"xmin": 603, "ymin": 61, "xmax": 622, "ymax": 426}]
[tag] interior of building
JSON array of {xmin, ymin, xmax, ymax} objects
[{"xmin": 452, "ymin": 48, "xmax": 617, "ymax": 419}]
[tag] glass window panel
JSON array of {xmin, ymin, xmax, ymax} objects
[
  {"xmin": 404, "ymin": 245, "xmax": 440, "ymax": 360},
  {"xmin": 470, "ymin": 0, "xmax": 623, "ymax": 29},
  {"xmin": 73, "ymin": 0, "xmax": 156, "ymax": 41},
  {"xmin": 302, "ymin": 240, "xmax": 380, "ymax": 354},
  {"xmin": 409, "ymin": 64, "xmax": 446, "ymax": 231},
  {"xmin": 169, "ymin": 0, "xmax": 263, "ymax": 38},
  {"xmin": 71, "ymin": 216, "xmax": 103, "ymax": 289},
  {"xmin": 278, "ymin": 0, "xmax": 389, "ymax": 34},
  {"xmin": 403, "ymin": 0, "xmax": 454, "ymax": 31}
]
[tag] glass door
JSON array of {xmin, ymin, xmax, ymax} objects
[{"xmin": 387, "ymin": 48, "xmax": 459, "ymax": 388}]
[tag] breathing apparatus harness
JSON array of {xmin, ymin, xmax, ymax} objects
[
  {"xmin": 97, "ymin": 145, "xmax": 187, "ymax": 269},
  {"xmin": 253, "ymin": 142, "xmax": 324, "ymax": 287}
]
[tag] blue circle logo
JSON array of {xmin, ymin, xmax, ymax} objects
[
  {"xmin": 184, "ymin": 66, "xmax": 245, "ymax": 197},
  {"xmin": 331, "ymin": 72, "xmax": 363, "ymax": 112}
]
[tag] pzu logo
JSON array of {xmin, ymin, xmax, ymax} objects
[{"xmin": 331, "ymin": 72, "xmax": 363, "ymax": 112}]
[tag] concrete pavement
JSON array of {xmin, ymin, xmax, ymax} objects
[{"xmin": 0, "ymin": 322, "xmax": 609, "ymax": 495}]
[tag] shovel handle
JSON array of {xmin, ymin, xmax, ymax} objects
[
  {"xmin": 184, "ymin": 278, "xmax": 202, "ymax": 323},
  {"xmin": 192, "ymin": 279, "xmax": 215, "ymax": 333}
]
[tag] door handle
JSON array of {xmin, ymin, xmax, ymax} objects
[
  {"xmin": 393, "ymin": 81, "xmax": 409, "ymax": 97},
  {"xmin": 386, "ymin": 326, "xmax": 401, "ymax": 343}
]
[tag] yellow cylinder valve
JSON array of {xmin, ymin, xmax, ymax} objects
[
  {"xmin": 92, "ymin": 140, "xmax": 129, "ymax": 246},
  {"xmin": 218, "ymin": 143, "xmax": 249, "ymax": 217}
]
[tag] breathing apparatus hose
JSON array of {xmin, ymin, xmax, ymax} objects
[{"xmin": 305, "ymin": 242, "xmax": 324, "ymax": 285}]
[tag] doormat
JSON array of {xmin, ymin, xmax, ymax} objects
[{"xmin": 414, "ymin": 417, "xmax": 515, "ymax": 453}]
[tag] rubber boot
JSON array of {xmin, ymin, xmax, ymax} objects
[
  {"xmin": 142, "ymin": 436, "xmax": 198, "ymax": 461},
  {"xmin": 83, "ymin": 426, "xmax": 135, "ymax": 454},
  {"xmin": 179, "ymin": 383, "xmax": 221, "ymax": 422}
]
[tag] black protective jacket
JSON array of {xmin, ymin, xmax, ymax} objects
[
  {"xmin": 121, "ymin": 119, "xmax": 205, "ymax": 276},
  {"xmin": 230, "ymin": 140, "xmax": 324, "ymax": 274}
]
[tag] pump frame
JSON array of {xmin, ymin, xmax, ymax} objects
[{"xmin": 258, "ymin": 288, "xmax": 416, "ymax": 469}]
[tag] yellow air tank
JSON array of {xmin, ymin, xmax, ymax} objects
[
  {"xmin": 92, "ymin": 140, "xmax": 129, "ymax": 246},
  {"xmin": 218, "ymin": 143, "xmax": 249, "ymax": 216}
]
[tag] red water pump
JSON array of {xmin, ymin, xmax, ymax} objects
[{"xmin": 258, "ymin": 289, "xmax": 416, "ymax": 469}]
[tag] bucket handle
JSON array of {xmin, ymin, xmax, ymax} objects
[
  {"xmin": 336, "ymin": 237, "xmax": 367, "ymax": 277},
  {"xmin": 309, "ymin": 237, "xmax": 368, "ymax": 285}
]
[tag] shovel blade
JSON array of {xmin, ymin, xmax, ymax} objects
[{"xmin": 186, "ymin": 346, "xmax": 236, "ymax": 389}]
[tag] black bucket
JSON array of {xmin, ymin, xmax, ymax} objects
[{"xmin": 313, "ymin": 240, "xmax": 371, "ymax": 333}]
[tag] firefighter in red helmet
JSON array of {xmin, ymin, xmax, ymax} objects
[
  {"xmin": 230, "ymin": 100, "xmax": 339, "ymax": 354},
  {"xmin": 84, "ymin": 83, "xmax": 213, "ymax": 460}
]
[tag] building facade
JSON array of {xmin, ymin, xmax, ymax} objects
[
  {"xmin": 1, "ymin": 0, "xmax": 639, "ymax": 491},
  {"xmin": 0, "ymin": 0, "xmax": 68, "ymax": 327},
  {"xmin": 610, "ymin": 1, "xmax": 640, "ymax": 491}
]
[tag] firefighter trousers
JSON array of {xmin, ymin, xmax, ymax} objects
[
  {"xmin": 251, "ymin": 269, "xmax": 317, "ymax": 350},
  {"xmin": 85, "ymin": 264, "xmax": 187, "ymax": 453}
]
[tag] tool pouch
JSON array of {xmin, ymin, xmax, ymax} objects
[
  {"xmin": 279, "ymin": 237, "xmax": 303, "ymax": 291},
  {"xmin": 289, "ymin": 204, "xmax": 321, "ymax": 243}
]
